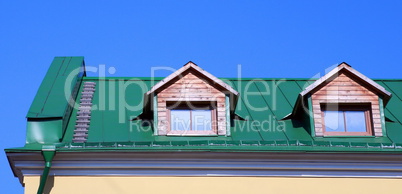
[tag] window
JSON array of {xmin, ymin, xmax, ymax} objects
[
  {"xmin": 167, "ymin": 102, "xmax": 217, "ymax": 135},
  {"xmin": 321, "ymin": 104, "xmax": 373, "ymax": 136}
]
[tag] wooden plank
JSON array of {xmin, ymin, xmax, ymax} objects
[
  {"xmin": 178, "ymin": 79, "xmax": 209, "ymax": 84},
  {"xmin": 157, "ymin": 105, "xmax": 167, "ymax": 109},
  {"xmin": 183, "ymin": 73, "xmax": 199, "ymax": 79},
  {"xmin": 157, "ymin": 98, "xmax": 166, "ymax": 103},
  {"xmin": 157, "ymin": 117, "xmax": 168, "ymax": 122},
  {"xmin": 327, "ymin": 80, "xmax": 362, "ymax": 85},
  {"xmin": 158, "ymin": 111, "xmax": 167, "ymax": 117},
  {"xmin": 313, "ymin": 113, "xmax": 322, "ymax": 118},
  {"xmin": 157, "ymin": 102, "xmax": 166, "ymax": 107},
  {"xmin": 165, "ymin": 86, "xmax": 216, "ymax": 91},
  {"xmin": 316, "ymin": 99, "xmax": 378, "ymax": 103},
  {"xmin": 324, "ymin": 85, "xmax": 364, "ymax": 90},
  {"xmin": 300, "ymin": 64, "xmax": 391, "ymax": 98},
  {"xmin": 217, "ymin": 111, "xmax": 226, "ymax": 117},
  {"xmin": 335, "ymin": 73, "xmax": 348, "ymax": 78},
  {"xmin": 158, "ymin": 116, "xmax": 167, "ymax": 121},
  {"xmin": 372, "ymin": 115, "xmax": 381, "ymax": 120},
  {"xmin": 217, "ymin": 117, "xmax": 225, "ymax": 121},
  {"xmin": 326, "ymin": 81, "xmax": 362, "ymax": 86},
  {"xmin": 217, "ymin": 122, "xmax": 226, "ymax": 126},
  {"xmin": 372, "ymin": 119, "xmax": 382, "ymax": 124},
  {"xmin": 329, "ymin": 74, "xmax": 358, "ymax": 80},
  {"xmin": 313, "ymin": 95, "xmax": 378, "ymax": 100},
  {"xmin": 313, "ymin": 95, "xmax": 377, "ymax": 99},
  {"xmin": 373, "ymin": 123, "xmax": 382, "ymax": 128},
  {"xmin": 312, "ymin": 105, "xmax": 321, "ymax": 109},
  {"xmin": 313, "ymin": 117, "xmax": 322, "ymax": 124},
  {"xmin": 371, "ymin": 106, "xmax": 380, "ymax": 110},
  {"xmin": 312, "ymin": 100, "xmax": 321, "ymax": 106},
  {"xmin": 313, "ymin": 120, "xmax": 323, "ymax": 126},
  {"xmin": 159, "ymin": 97, "xmax": 225, "ymax": 102},
  {"xmin": 161, "ymin": 91, "xmax": 224, "ymax": 96},
  {"xmin": 314, "ymin": 123, "xmax": 323, "ymax": 128},
  {"xmin": 162, "ymin": 88, "xmax": 220, "ymax": 93},
  {"xmin": 146, "ymin": 64, "xmax": 238, "ymax": 96},
  {"xmin": 315, "ymin": 86, "xmax": 375, "ymax": 91},
  {"xmin": 217, "ymin": 107, "xmax": 226, "ymax": 112},
  {"xmin": 371, "ymin": 109, "xmax": 380, "ymax": 115},
  {"xmin": 315, "ymin": 90, "xmax": 375, "ymax": 95},
  {"xmin": 313, "ymin": 91, "xmax": 376, "ymax": 97},
  {"xmin": 158, "ymin": 93, "xmax": 225, "ymax": 98},
  {"xmin": 166, "ymin": 83, "xmax": 214, "ymax": 89}
]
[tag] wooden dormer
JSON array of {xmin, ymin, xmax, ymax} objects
[
  {"xmin": 146, "ymin": 61, "xmax": 238, "ymax": 136},
  {"xmin": 298, "ymin": 63, "xmax": 392, "ymax": 137}
]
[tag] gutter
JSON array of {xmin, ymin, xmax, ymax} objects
[{"xmin": 37, "ymin": 146, "xmax": 56, "ymax": 194}]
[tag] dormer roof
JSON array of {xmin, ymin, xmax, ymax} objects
[
  {"xmin": 300, "ymin": 62, "xmax": 392, "ymax": 102},
  {"xmin": 146, "ymin": 61, "xmax": 239, "ymax": 96}
]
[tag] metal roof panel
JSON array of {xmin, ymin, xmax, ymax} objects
[{"xmin": 26, "ymin": 57, "xmax": 84, "ymax": 118}]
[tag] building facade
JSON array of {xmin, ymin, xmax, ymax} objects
[{"xmin": 6, "ymin": 57, "xmax": 402, "ymax": 194}]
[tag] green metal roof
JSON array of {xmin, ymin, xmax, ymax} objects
[
  {"xmin": 27, "ymin": 57, "xmax": 84, "ymax": 118},
  {"xmin": 6, "ymin": 57, "xmax": 402, "ymax": 153}
]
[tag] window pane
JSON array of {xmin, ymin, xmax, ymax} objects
[
  {"xmin": 171, "ymin": 110, "xmax": 191, "ymax": 130},
  {"xmin": 324, "ymin": 111, "xmax": 345, "ymax": 132},
  {"xmin": 191, "ymin": 110, "xmax": 212, "ymax": 131},
  {"xmin": 345, "ymin": 111, "xmax": 366, "ymax": 132}
]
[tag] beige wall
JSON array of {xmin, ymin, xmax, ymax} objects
[{"xmin": 25, "ymin": 176, "xmax": 402, "ymax": 194}]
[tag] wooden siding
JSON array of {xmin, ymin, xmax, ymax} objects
[
  {"xmin": 157, "ymin": 72, "xmax": 227, "ymax": 135},
  {"xmin": 311, "ymin": 72, "xmax": 382, "ymax": 136}
]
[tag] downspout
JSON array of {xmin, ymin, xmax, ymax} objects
[{"xmin": 37, "ymin": 146, "xmax": 56, "ymax": 194}]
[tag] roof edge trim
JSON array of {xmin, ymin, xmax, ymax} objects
[
  {"xmin": 300, "ymin": 63, "xmax": 392, "ymax": 98},
  {"xmin": 146, "ymin": 61, "xmax": 239, "ymax": 96}
]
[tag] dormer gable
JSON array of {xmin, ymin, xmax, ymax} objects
[
  {"xmin": 300, "ymin": 62, "xmax": 391, "ymax": 103},
  {"xmin": 146, "ymin": 61, "xmax": 238, "ymax": 136},
  {"xmin": 293, "ymin": 62, "xmax": 392, "ymax": 137},
  {"xmin": 147, "ymin": 61, "xmax": 238, "ymax": 97}
]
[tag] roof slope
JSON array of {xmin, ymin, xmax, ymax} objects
[
  {"xmin": 37, "ymin": 77, "xmax": 402, "ymax": 152},
  {"xmin": 6, "ymin": 59, "xmax": 402, "ymax": 152},
  {"xmin": 27, "ymin": 57, "xmax": 84, "ymax": 118}
]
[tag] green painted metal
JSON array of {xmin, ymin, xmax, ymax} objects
[
  {"xmin": 24, "ymin": 57, "xmax": 84, "ymax": 145},
  {"xmin": 382, "ymin": 81, "xmax": 402, "ymax": 102},
  {"xmin": 276, "ymin": 80, "xmax": 303, "ymax": 108},
  {"xmin": 254, "ymin": 81, "xmax": 293, "ymax": 119},
  {"xmin": 379, "ymin": 96, "xmax": 387, "ymax": 136},
  {"xmin": 37, "ymin": 150, "xmax": 55, "ymax": 194},
  {"xmin": 296, "ymin": 80, "xmax": 315, "ymax": 90},
  {"xmin": 27, "ymin": 57, "xmax": 84, "ymax": 118},
  {"xmin": 225, "ymin": 94, "xmax": 231, "ymax": 136},
  {"xmin": 7, "ymin": 61, "xmax": 402, "ymax": 153},
  {"xmin": 7, "ymin": 140, "xmax": 402, "ymax": 153},
  {"xmin": 377, "ymin": 82, "xmax": 402, "ymax": 124},
  {"xmin": 26, "ymin": 119, "xmax": 63, "ymax": 144},
  {"xmin": 307, "ymin": 95, "xmax": 316, "ymax": 137},
  {"xmin": 35, "ymin": 78, "xmax": 402, "ymax": 148},
  {"xmin": 153, "ymin": 95, "xmax": 158, "ymax": 136}
]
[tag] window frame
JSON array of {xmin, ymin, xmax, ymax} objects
[
  {"xmin": 166, "ymin": 101, "xmax": 217, "ymax": 136},
  {"xmin": 321, "ymin": 103, "xmax": 373, "ymax": 136}
]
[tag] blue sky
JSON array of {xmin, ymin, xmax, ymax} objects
[{"xmin": 1, "ymin": 1, "xmax": 402, "ymax": 193}]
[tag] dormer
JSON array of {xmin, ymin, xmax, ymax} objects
[
  {"xmin": 146, "ymin": 62, "xmax": 238, "ymax": 136},
  {"xmin": 294, "ymin": 63, "xmax": 392, "ymax": 137}
]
